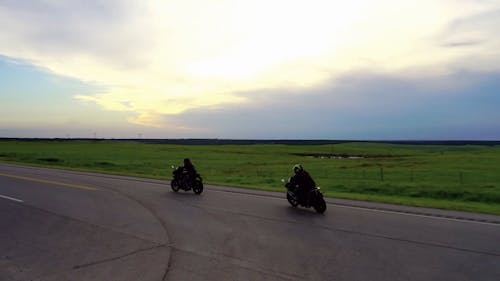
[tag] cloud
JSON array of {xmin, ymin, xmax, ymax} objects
[
  {"xmin": 441, "ymin": 40, "xmax": 483, "ymax": 48},
  {"xmin": 161, "ymin": 69, "xmax": 500, "ymax": 139},
  {"xmin": 0, "ymin": 0, "xmax": 150, "ymax": 67},
  {"xmin": 1, "ymin": 0, "xmax": 500, "ymax": 132}
]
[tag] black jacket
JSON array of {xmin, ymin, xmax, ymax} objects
[
  {"xmin": 289, "ymin": 170, "xmax": 316, "ymax": 190},
  {"xmin": 182, "ymin": 162, "xmax": 196, "ymax": 177}
]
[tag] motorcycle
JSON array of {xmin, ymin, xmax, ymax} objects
[
  {"xmin": 170, "ymin": 165, "xmax": 204, "ymax": 194},
  {"xmin": 282, "ymin": 178, "xmax": 327, "ymax": 213}
]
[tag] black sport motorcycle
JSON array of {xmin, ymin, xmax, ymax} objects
[
  {"xmin": 283, "ymin": 178, "xmax": 327, "ymax": 213},
  {"xmin": 171, "ymin": 166, "xmax": 203, "ymax": 194}
]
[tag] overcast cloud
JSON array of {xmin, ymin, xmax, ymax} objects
[{"xmin": 1, "ymin": 0, "xmax": 500, "ymax": 139}]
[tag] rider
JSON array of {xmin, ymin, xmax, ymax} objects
[
  {"xmin": 288, "ymin": 164, "xmax": 316, "ymax": 204},
  {"xmin": 181, "ymin": 158, "xmax": 197, "ymax": 186}
]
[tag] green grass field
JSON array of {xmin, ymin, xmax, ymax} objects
[{"xmin": 1, "ymin": 140, "xmax": 500, "ymax": 214}]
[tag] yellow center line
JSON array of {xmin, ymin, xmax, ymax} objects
[{"xmin": 0, "ymin": 172, "xmax": 99, "ymax": 191}]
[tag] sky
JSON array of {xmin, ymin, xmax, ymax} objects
[{"xmin": 1, "ymin": 0, "xmax": 500, "ymax": 140}]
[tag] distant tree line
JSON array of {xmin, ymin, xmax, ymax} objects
[{"xmin": 1, "ymin": 138, "xmax": 499, "ymax": 146}]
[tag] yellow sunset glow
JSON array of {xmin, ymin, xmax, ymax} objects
[{"xmin": 1, "ymin": 0, "xmax": 497, "ymax": 128}]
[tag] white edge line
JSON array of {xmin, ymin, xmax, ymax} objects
[
  {"xmin": 0, "ymin": 194, "xmax": 24, "ymax": 203},
  {"xmin": 210, "ymin": 189, "xmax": 500, "ymax": 226},
  {"xmin": 334, "ymin": 204, "xmax": 500, "ymax": 227}
]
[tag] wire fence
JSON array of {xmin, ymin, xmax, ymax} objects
[{"xmin": 311, "ymin": 167, "xmax": 500, "ymax": 186}]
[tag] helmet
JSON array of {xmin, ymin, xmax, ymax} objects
[{"xmin": 293, "ymin": 164, "xmax": 303, "ymax": 174}]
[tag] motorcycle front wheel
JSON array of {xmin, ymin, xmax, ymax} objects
[
  {"xmin": 286, "ymin": 191, "xmax": 299, "ymax": 207},
  {"xmin": 313, "ymin": 197, "xmax": 327, "ymax": 214},
  {"xmin": 171, "ymin": 179, "xmax": 180, "ymax": 192},
  {"xmin": 192, "ymin": 180, "xmax": 203, "ymax": 194}
]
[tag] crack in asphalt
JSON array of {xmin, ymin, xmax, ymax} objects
[
  {"xmin": 72, "ymin": 244, "xmax": 169, "ymax": 270},
  {"xmin": 12, "ymin": 202, "xmax": 165, "ymax": 246},
  {"xmin": 316, "ymin": 224, "xmax": 500, "ymax": 258},
  {"xmin": 177, "ymin": 200, "xmax": 500, "ymax": 258},
  {"xmin": 169, "ymin": 246, "xmax": 305, "ymax": 281},
  {"xmin": 1, "ymin": 175, "xmax": 172, "ymax": 280},
  {"xmin": 150, "ymin": 195, "xmax": 308, "ymax": 280},
  {"xmin": 1, "ymin": 164, "xmax": 172, "ymax": 280},
  {"xmin": 3, "ymin": 202, "xmax": 169, "ymax": 281},
  {"xmin": 91, "ymin": 183, "xmax": 173, "ymax": 281}
]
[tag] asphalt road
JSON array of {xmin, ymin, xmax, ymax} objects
[{"xmin": 1, "ymin": 163, "xmax": 499, "ymax": 281}]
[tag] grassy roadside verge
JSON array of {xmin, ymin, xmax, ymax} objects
[{"xmin": 1, "ymin": 140, "xmax": 500, "ymax": 215}]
